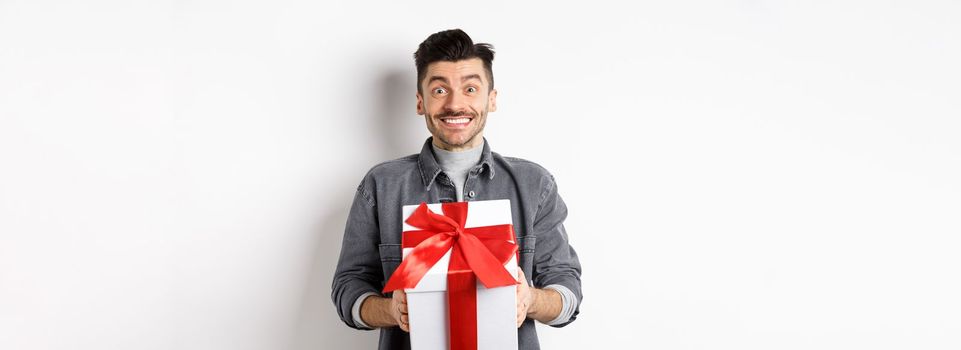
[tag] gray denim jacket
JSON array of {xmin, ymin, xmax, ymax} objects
[{"xmin": 332, "ymin": 137, "xmax": 582, "ymax": 350}]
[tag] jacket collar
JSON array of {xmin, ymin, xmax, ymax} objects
[{"xmin": 418, "ymin": 137, "xmax": 496, "ymax": 189}]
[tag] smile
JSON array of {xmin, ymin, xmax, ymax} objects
[{"xmin": 442, "ymin": 117, "xmax": 471, "ymax": 125}]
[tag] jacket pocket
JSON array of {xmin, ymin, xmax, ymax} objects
[{"xmin": 378, "ymin": 243, "xmax": 402, "ymax": 282}]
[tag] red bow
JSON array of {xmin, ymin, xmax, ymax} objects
[{"xmin": 383, "ymin": 202, "xmax": 518, "ymax": 350}]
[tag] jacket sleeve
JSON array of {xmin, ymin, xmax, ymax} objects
[
  {"xmin": 531, "ymin": 174, "xmax": 583, "ymax": 327},
  {"xmin": 331, "ymin": 176, "xmax": 383, "ymax": 330}
]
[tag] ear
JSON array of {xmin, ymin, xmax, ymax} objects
[
  {"xmin": 488, "ymin": 88, "xmax": 498, "ymax": 112},
  {"xmin": 416, "ymin": 91, "xmax": 425, "ymax": 115}
]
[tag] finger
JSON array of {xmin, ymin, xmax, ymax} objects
[
  {"xmin": 397, "ymin": 289, "xmax": 407, "ymax": 304},
  {"xmin": 399, "ymin": 302, "xmax": 408, "ymax": 314},
  {"xmin": 401, "ymin": 314, "xmax": 409, "ymax": 326}
]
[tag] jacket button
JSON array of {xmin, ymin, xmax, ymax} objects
[{"xmin": 468, "ymin": 190, "xmax": 475, "ymax": 198}]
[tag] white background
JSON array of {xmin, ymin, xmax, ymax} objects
[{"xmin": 1, "ymin": 1, "xmax": 959, "ymax": 349}]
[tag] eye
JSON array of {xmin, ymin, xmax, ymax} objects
[
  {"xmin": 466, "ymin": 86, "xmax": 477, "ymax": 93},
  {"xmin": 433, "ymin": 87, "xmax": 447, "ymax": 95}
]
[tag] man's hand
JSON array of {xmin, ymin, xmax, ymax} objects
[
  {"xmin": 392, "ymin": 289, "xmax": 410, "ymax": 332},
  {"xmin": 515, "ymin": 268, "xmax": 564, "ymax": 326},
  {"xmin": 516, "ymin": 269, "xmax": 533, "ymax": 327},
  {"xmin": 359, "ymin": 290, "xmax": 410, "ymax": 331}
]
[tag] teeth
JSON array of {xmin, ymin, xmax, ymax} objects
[{"xmin": 443, "ymin": 118, "xmax": 470, "ymax": 124}]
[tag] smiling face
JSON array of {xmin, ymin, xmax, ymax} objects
[{"xmin": 416, "ymin": 58, "xmax": 497, "ymax": 152}]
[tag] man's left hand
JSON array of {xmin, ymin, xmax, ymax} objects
[{"xmin": 516, "ymin": 268, "xmax": 533, "ymax": 327}]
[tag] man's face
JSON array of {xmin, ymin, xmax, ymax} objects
[{"xmin": 417, "ymin": 58, "xmax": 497, "ymax": 151}]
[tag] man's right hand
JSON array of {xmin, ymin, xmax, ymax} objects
[
  {"xmin": 360, "ymin": 290, "xmax": 410, "ymax": 332},
  {"xmin": 391, "ymin": 289, "xmax": 409, "ymax": 332}
]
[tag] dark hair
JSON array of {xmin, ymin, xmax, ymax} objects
[{"xmin": 414, "ymin": 29, "xmax": 495, "ymax": 93}]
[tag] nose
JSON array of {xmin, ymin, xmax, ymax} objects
[{"xmin": 444, "ymin": 90, "xmax": 466, "ymax": 112}]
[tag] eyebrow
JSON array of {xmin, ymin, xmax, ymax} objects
[
  {"xmin": 426, "ymin": 74, "xmax": 484, "ymax": 86},
  {"xmin": 461, "ymin": 74, "xmax": 483, "ymax": 83}
]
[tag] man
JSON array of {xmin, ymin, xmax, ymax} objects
[{"xmin": 332, "ymin": 29, "xmax": 582, "ymax": 350}]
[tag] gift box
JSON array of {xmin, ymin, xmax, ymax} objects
[{"xmin": 384, "ymin": 199, "xmax": 519, "ymax": 350}]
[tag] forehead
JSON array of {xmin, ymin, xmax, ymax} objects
[{"xmin": 423, "ymin": 58, "xmax": 488, "ymax": 85}]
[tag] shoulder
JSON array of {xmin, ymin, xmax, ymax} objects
[
  {"xmin": 493, "ymin": 152, "xmax": 559, "ymax": 200},
  {"xmin": 494, "ymin": 152, "xmax": 555, "ymax": 179},
  {"xmin": 493, "ymin": 152, "xmax": 565, "ymax": 210},
  {"xmin": 352, "ymin": 154, "xmax": 419, "ymax": 205},
  {"xmin": 363, "ymin": 154, "xmax": 419, "ymax": 180}
]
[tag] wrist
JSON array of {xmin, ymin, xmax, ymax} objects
[
  {"xmin": 360, "ymin": 295, "xmax": 395, "ymax": 328},
  {"xmin": 527, "ymin": 288, "xmax": 561, "ymax": 322},
  {"xmin": 527, "ymin": 287, "xmax": 541, "ymax": 314},
  {"xmin": 528, "ymin": 288, "xmax": 543, "ymax": 317}
]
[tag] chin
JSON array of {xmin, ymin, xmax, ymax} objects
[{"xmin": 436, "ymin": 137, "xmax": 468, "ymax": 148}]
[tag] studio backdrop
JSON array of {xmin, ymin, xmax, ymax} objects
[{"xmin": 1, "ymin": 1, "xmax": 959, "ymax": 349}]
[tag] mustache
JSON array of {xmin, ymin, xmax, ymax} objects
[{"xmin": 435, "ymin": 110, "xmax": 478, "ymax": 119}]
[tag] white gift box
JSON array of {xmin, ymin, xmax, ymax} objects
[{"xmin": 401, "ymin": 199, "xmax": 519, "ymax": 350}]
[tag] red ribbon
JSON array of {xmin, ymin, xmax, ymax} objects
[{"xmin": 383, "ymin": 202, "xmax": 518, "ymax": 350}]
